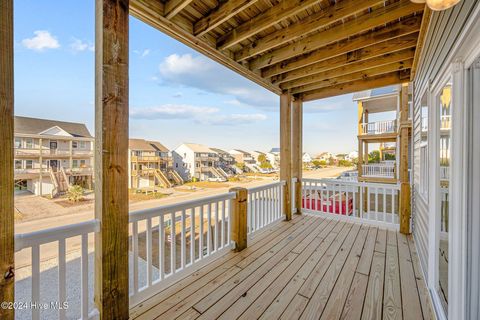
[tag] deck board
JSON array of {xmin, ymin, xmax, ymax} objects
[{"xmin": 130, "ymin": 215, "xmax": 434, "ymax": 320}]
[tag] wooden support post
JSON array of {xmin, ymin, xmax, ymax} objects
[
  {"xmin": 357, "ymin": 101, "xmax": 364, "ymax": 177},
  {"xmin": 0, "ymin": 0, "xmax": 15, "ymax": 318},
  {"xmin": 292, "ymin": 99, "xmax": 303, "ymax": 214},
  {"xmin": 399, "ymin": 83, "xmax": 411, "ymax": 234},
  {"xmin": 280, "ymin": 93, "xmax": 292, "ymax": 220},
  {"xmin": 230, "ymin": 187, "xmax": 247, "ymax": 252},
  {"xmin": 39, "ymin": 138, "xmax": 43, "ymax": 196},
  {"xmin": 94, "ymin": 0, "xmax": 129, "ymax": 318}
]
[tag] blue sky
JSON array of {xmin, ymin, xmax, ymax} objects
[{"xmin": 13, "ymin": 0, "xmax": 359, "ymax": 155}]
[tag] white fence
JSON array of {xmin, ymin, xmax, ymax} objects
[
  {"xmin": 361, "ymin": 120, "xmax": 396, "ymax": 135},
  {"xmin": 14, "ymin": 220, "xmax": 100, "ymax": 320},
  {"xmin": 362, "ymin": 163, "xmax": 396, "ymax": 178},
  {"xmin": 247, "ymin": 181, "xmax": 285, "ymax": 235},
  {"xmin": 301, "ymin": 178, "xmax": 400, "ymax": 228},
  {"xmin": 128, "ymin": 192, "xmax": 236, "ymax": 306}
]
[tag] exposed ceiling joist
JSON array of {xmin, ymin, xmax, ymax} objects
[
  {"xmin": 261, "ymin": 16, "xmax": 422, "ymax": 78},
  {"xmin": 272, "ymin": 34, "xmax": 418, "ymax": 84},
  {"xmin": 164, "ymin": 0, "xmax": 194, "ymax": 19},
  {"xmin": 250, "ymin": 0, "xmax": 424, "ymax": 70},
  {"xmin": 290, "ymin": 59, "xmax": 413, "ymax": 95},
  {"xmin": 129, "ymin": 0, "xmax": 282, "ymax": 95},
  {"xmin": 299, "ymin": 71, "xmax": 410, "ymax": 101},
  {"xmin": 282, "ymin": 49, "xmax": 415, "ymax": 90},
  {"xmin": 217, "ymin": 0, "xmax": 323, "ymax": 51},
  {"xmin": 193, "ymin": 0, "xmax": 261, "ymax": 37},
  {"xmin": 234, "ymin": 0, "xmax": 384, "ymax": 62}
]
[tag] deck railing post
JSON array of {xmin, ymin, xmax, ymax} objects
[
  {"xmin": 230, "ymin": 187, "xmax": 248, "ymax": 252},
  {"xmin": 0, "ymin": 0, "xmax": 15, "ymax": 318},
  {"xmin": 94, "ymin": 0, "xmax": 130, "ymax": 318},
  {"xmin": 399, "ymin": 83, "xmax": 411, "ymax": 234}
]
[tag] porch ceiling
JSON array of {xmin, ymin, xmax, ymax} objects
[{"xmin": 130, "ymin": 0, "xmax": 429, "ymax": 101}]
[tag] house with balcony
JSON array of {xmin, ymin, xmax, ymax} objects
[
  {"xmin": 4, "ymin": 1, "xmax": 480, "ymax": 320},
  {"xmin": 128, "ymin": 139, "xmax": 183, "ymax": 190},
  {"xmin": 13, "ymin": 116, "xmax": 94, "ymax": 196},
  {"xmin": 173, "ymin": 143, "xmax": 227, "ymax": 181},
  {"xmin": 229, "ymin": 149, "xmax": 260, "ymax": 172},
  {"xmin": 210, "ymin": 147, "xmax": 238, "ymax": 175},
  {"xmin": 354, "ymin": 86, "xmax": 406, "ymax": 184}
]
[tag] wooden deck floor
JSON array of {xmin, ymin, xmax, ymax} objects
[{"xmin": 130, "ymin": 214, "xmax": 435, "ymax": 320}]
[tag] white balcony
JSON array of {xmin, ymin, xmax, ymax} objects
[{"xmin": 360, "ymin": 120, "xmax": 397, "ymax": 135}]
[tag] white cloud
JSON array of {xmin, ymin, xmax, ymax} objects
[
  {"xmin": 70, "ymin": 38, "xmax": 94, "ymax": 52},
  {"xmin": 134, "ymin": 49, "xmax": 151, "ymax": 58},
  {"xmin": 158, "ymin": 54, "xmax": 277, "ymax": 109},
  {"xmin": 130, "ymin": 104, "xmax": 267, "ymax": 126},
  {"xmin": 22, "ymin": 30, "xmax": 60, "ymax": 51}
]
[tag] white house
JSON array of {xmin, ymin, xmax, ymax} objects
[
  {"xmin": 14, "ymin": 116, "xmax": 94, "ymax": 196},
  {"xmin": 302, "ymin": 152, "xmax": 312, "ymax": 163},
  {"xmin": 346, "ymin": 151, "xmax": 359, "ymax": 161},
  {"xmin": 315, "ymin": 152, "xmax": 335, "ymax": 162},
  {"xmin": 173, "ymin": 143, "xmax": 226, "ymax": 181}
]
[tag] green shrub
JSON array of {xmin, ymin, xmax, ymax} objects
[{"xmin": 67, "ymin": 185, "xmax": 84, "ymax": 202}]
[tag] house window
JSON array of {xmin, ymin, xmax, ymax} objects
[
  {"xmin": 80, "ymin": 160, "xmax": 86, "ymax": 167},
  {"xmin": 14, "ymin": 138, "xmax": 21, "ymax": 149},
  {"xmin": 79, "ymin": 141, "xmax": 86, "ymax": 149},
  {"xmin": 72, "ymin": 141, "xmax": 78, "ymax": 149},
  {"xmin": 25, "ymin": 160, "xmax": 33, "ymax": 169},
  {"xmin": 419, "ymin": 91, "xmax": 428, "ymax": 200},
  {"xmin": 15, "ymin": 160, "xmax": 22, "ymax": 169},
  {"xmin": 25, "ymin": 138, "xmax": 33, "ymax": 149},
  {"xmin": 72, "ymin": 160, "xmax": 79, "ymax": 168}
]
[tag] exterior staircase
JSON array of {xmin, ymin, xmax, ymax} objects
[
  {"xmin": 49, "ymin": 168, "xmax": 70, "ymax": 197},
  {"xmin": 168, "ymin": 169, "xmax": 184, "ymax": 185},
  {"xmin": 155, "ymin": 169, "xmax": 173, "ymax": 188},
  {"xmin": 245, "ymin": 163, "xmax": 260, "ymax": 173}
]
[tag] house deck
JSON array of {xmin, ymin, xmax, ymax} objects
[{"xmin": 130, "ymin": 215, "xmax": 435, "ymax": 320}]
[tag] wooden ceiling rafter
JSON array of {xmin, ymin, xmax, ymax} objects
[{"xmin": 130, "ymin": 0, "xmax": 428, "ymax": 101}]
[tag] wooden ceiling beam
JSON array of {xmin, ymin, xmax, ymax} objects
[
  {"xmin": 290, "ymin": 59, "xmax": 413, "ymax": 95},
  {"xmin": 411, "ymin": 6, "xmax": 431, "ymax": 80},
  {"xmin": 235, "ymin": 0, "xmax": 384, "ymax": 62},
  {"xmin": 273, "ymin": 34, "xmax": 418, "ymax": 84},
  {"xmin": 193, "ymin": 0, "xmax": 261, "ymax": 37},
  {"xmin": 250, "ymin": 0, "xmax": 424, "ymax": 70},
  {"xmin": 217, "ymin": 0, "xmax": 323, "ymax": 51},
  {"xmin": 262, "ymin": 16, "xmax": 422, "ymax": 78},
  {"xmin": 129, "ymin": 0, "xmax": 282, "ymax": 94},
  {"xmin": 299, "ymin": 71, "xmax": 410, "ymax": 101},
  {"xmin": 164, "ymin": 0, "xmax": 194, "ymax": 19},
  {"xmin": 282, "ymin": 49, "xmax": 415, "ymax": 90}
]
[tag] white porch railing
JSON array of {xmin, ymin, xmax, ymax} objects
[
  {"xmin": 14, "ymin": 182, "xmax": 290, "ymax": 318},
  {"xmin": 440, "ymin": 114, "xmax": 451, "ymax": 130},
  {"xmin": 14, "ymin": 220, "xmax": 100, "ymax": 320},
  {"xmin": 362, "ymin": 162, "xmax": 396, "ymax": 178},
  {"xmin": 301, "ymin": 178, "xmax": 400, "ymax": 228},
  {"xmin": 361, "ymin": 120, "xmax": 396, "ymax": 135},
  {"xmin": 128, "ymin": 192, "xmax": 236, "ymax": 306},
  {"xmin": 440, "ymin": 165, "xmax": 449, "ymax": 181},
  {"xmin": 247, "ymin": 181, "xmax": 285, "ymax": 235}
]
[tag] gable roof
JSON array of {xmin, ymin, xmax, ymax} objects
[
  {"xmin": 148, "ymin": 140, "xmax": 169, "ymax": 153},
  {"xmin": 14, "ymin": 116, "xmax": 92, "ymax": 138},
  {"xmin": 210, "ymin": 147, "xmax": 228, "ymax": 154},
  {"xmin": 129, "ymin": 139, "xmax": 155, "ymax": 151},
  {"xmin": 183, "ymin": 143, "xmax": 215, "ymax": 153}
]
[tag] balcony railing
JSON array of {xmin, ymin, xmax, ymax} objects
[
  {"xmin": 360, "ymin": 120, "xmax": 396, "ymax": 135},
  {"xmin": 440, "ymin": 114, "xmax": 451, "ymax": 130},
  {"xmin": 362, "ymin": 162, "xmax": 396, "ymax": 178},
  {"xmin": 247, "ymin": 181, "xmax": 285, "ymax": 235},
  {"xmin": 14, "ymin": 182, "xmax": 286, "ymax": 318},
  {"xmin": 440, "ymin": 165, "xmax": 449, "ymax": 181},
  {"xmin": 301, "ymin": 178, "xmax": 400, "ymax": 227}
]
